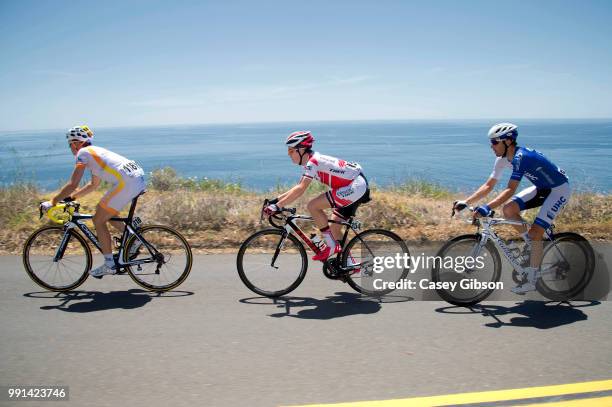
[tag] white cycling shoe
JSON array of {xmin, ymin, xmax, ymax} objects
[
  {"xmin": 511, "ymin": 267, "xmax": 538, "ymax": 294},
  {"xmin": 511, "ymin": 281, "xmax": 537, "ymax": 294},
  {"xmin": 89, "ymin": 263, "xmax": 116, "ymax": 279}
]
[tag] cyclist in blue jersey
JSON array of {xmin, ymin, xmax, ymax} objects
[{"xmin": 453, "ymin": 123, "xmax": 570, "ymax": 294}]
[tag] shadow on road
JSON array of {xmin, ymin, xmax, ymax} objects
[
  {"xmin": 435, "ymin": 300, "xmax": 600, "ymax": 329},
  {"xmin": 240, "ymin": 291, "xmax": 412, "ymax": 319},
  {"xmin": 23, "ymin": 289, "xmax": 194, "ymax": 313}
]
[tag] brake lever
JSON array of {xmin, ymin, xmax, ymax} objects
[{"xmin": 39, "ymin": 202, "xmax": 43, "ymax": 220}]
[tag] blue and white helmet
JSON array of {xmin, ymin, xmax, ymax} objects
[
  {"xmin": 66, "ymin": 125, "xmax": 94, "ymax": 144},
  {"xmin": 488, "ymin": 123, "xmax": 518, "ymax": 140}
]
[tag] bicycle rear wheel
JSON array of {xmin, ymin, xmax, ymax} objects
[
  {"xmin": 537, "ymin": 232, "xmax": 595, "ymax": 301},
  {"xmin": 431, "ymin": 234, "xmax": 501, "ymax": 306},
  {"xmin": 123, "ymin": 225, "xmax": 193, "ymax": 292},
  {"xmin": 341, "ymin": 229, "xmax": 410, "ymax": 296},
  {"xmin": 236, "ymin": 229, "xmax": 307, "ymax": 297},
  {"xmin": 22, "ymin": 226, "xmax": 91, "ymax": 291}
]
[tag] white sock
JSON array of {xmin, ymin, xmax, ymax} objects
[
  {"xmin": 322, "ymin": 230, "xmax": 336, "ymax": 250},
  {"xmin": 104, "ymin": 254, "xmax": 114, "ymax": 268}
]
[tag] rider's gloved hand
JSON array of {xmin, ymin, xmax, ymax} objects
[
  {"xmin": 263, "ymin": 203, "xmax": 280, "ymax": 216},
  {"xmin": 453, "ymin": 200, "xmax": 468, "ymax": 211},
  {"xmin": 267, "ymin": 197, "xmax": 279, "ymax": 205},
  {"xmin": 474, "ymin": 204, "xmax": 493, "ymax": 217},
  {"xmin": 40, "ymin": 201, "xmax": 53, "ymax": 213}
]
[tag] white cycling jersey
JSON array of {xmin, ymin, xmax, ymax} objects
[
  {"xmin": 302, "ymin": 152, "xmax": 362, "ymax": 189},
  {"xmin": 75, "ymin": 145, "xmax": 145, "ymax": 214},
  {"xmin": 76, "ymin": 146, "xmax": 144, "ymax": 184}
]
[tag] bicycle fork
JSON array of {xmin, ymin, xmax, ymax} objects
[
  {"xmin": 53, "ymin": 230, "xmax": 73, "ymax": 262},
  {"xmin": 269, "ymin": 227, "xmax": 292, "ymax": 269}
]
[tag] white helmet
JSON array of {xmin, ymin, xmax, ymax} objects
[
  {"xmin": 488, "ymin": 123, "xmax": 518, "ymax": 140},
  {"xmin": 66, "ymin": 125, "xmax": 94, "ymax": 144}
]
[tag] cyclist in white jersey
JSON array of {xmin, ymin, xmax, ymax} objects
[
  {"xmin": 453, "ymin": 123, "xmax": 571, "ymax": 294},
  {"xmin": 40, "ymin": 125, "xmax": 145, "ymax": 277},
  {"xmin": 264, "ymin": 131, "xmax": 370, "ymax": 261}
]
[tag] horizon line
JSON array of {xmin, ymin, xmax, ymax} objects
[{"xmin": 2, "ymin": 116, "xmax": 612, "ymax": 134}]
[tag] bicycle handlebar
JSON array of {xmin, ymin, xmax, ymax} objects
[
  {"xmin": 260, "ymin": 199, "xmax": 296, "ymax": 228},
  {"xmin": 43, "ymin": 200, "xmax": 80, "ymax": 225},
  {"xmin": 451, "ymin": 204, "xmax": 495, "ymax": 226}
]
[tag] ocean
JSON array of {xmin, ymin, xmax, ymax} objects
[{"xmin": 1, "ymin": 120, "xmax": 610, "ymax": 193}]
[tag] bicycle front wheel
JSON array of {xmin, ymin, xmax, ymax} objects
[
  {"xmin": 537, "ymin": 232, "xmax": 595, "ymax": 301},
  {"xmin": 432, "ymin": 234, "xmax": 501, "ymax": 306},
  {"xmin": 22, "ymin": 226, "xmax": 92, "ymax": 291},
  {"xmin": 124, "ymin": 225, "xmax": 193, "ymax": 292},
  {"xmin": 236, "ymin": 229, "xmax": 307, "ymax": 298},
  {"xmin": 341, "ymin": 229, "xmax": 410, "ymax": 296}
]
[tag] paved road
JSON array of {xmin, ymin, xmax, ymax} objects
[{"xmin": 1, "ymin": 250, "xmax": 611, "ymax": 407}]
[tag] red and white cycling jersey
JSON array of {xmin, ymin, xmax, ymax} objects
[{"xmin": 302, "ymin": 152, "xmax": 362, "ymax": 189}]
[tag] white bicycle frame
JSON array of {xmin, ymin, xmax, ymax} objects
[{"xmin": 467, "ymin": 215, "xmax": 561, "ymax": 280}]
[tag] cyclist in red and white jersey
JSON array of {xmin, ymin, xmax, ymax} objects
[
  {"xmin": 40, "ymin": 125, "xmax": 145, "ymax": 278},
  {"xmin": 265, "ymin": 131, "xmax": 370, "ymax": 261}
]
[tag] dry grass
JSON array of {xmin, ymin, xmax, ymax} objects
[{"xmin": 1, "ymin": 181, "xmax": 610, "ymax": 254}]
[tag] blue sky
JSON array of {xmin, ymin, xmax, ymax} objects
[{"xmin": 1, "ymin": 0, "xmax": 611, "ymax": 131}]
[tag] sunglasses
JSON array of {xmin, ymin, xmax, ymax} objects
[{"xmin": 490, "ymin": 138, "xmax": 502, "ymax": 145}]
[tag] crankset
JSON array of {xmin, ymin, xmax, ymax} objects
[{"xmin": 322, "ymin": 259, "xmax": 349, "ymax": 281}]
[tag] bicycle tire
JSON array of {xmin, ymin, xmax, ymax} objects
[
  {"xmin": 123, "ymin": 225, "xmax": 193, "ymax": 292},
  {"xmin": 536, "ymin": 232, "xmax": 595, "ymax": 301},
  {"xmin": 431, "ymin": 234, "xmax": 501, "ymax": 307},
  {"xmin": 22, "ymin": 226, "xmax": 92, "ymax": 292},
  {"xmin": 236, "ymin": 228, "xmax": 308, "ymax": 298},
  {"xmin": 341, "ymin": 228, "xmax": 410, "ymax": 296}
]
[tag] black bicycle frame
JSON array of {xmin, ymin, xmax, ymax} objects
[{"xmin": 52, "ymin": 194, "xmax": 159, "ymax": 268}]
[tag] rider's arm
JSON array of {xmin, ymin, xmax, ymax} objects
[
  {"xmin": 51, "ymin": 165, "xmax": 86, "ymax": 205},
  {"xmin": 277, "ymin": 177, "xmax": 312, "ymax": 207},
  {"xmin": 72, "ymin": 174, "xmax": 101, "ymax": 200},
  {"xmin": 486, "ymin": 179, "xmax": 520, "ymax": 209},
  {"xmin": 465, "ymin": 177, "xmax": 497, "ymax": 205}
]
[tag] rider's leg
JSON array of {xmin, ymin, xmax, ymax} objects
[
  {"xmin": 502, "ymin": 201, "xmax": 529, "ymax": 235},
  {"xmin": 90, "ymin": 204, "xmax": 118, "ymax": 276},
  {"xmin": 93, "ymin": 204, "xmax": 116, "ymax": 259},
  {"xmin": 527, "ymin": 224, "xmax": 546, "ymax": 269},
  {"xmin": 329, "ymin": 212, "xmax": 344, "ymax": 242},
  {"xmin": 307, "ymin": 193, "xmax": 340, "ymax": 260},
  {"xmin": 528, "ymin": 183, "xmax": 571, "ymax": 269},
  {"xmin": 307, "ymin": 193, "xmax": 332, "ymax": 230}
]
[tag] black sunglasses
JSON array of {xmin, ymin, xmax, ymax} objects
[{"xmin": 490, "ymin": 138, "xmax": 502, "ymax": 145}]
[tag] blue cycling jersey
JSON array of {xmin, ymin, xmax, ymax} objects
[{"xmin": 510, "ymin": 146, "xmax": 568, "ymax": 189}]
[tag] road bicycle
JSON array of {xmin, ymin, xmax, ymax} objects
[
  {"xmin": 22, "ymin": 193, "xmax": 192, "ymax": 292},
  {"xmin": 431, "ymin": 206, "xmax": 595, "ymax": 306},
  {"xmin": 236, "ymin": 200, "xmax": 410, "ymax": 297}
]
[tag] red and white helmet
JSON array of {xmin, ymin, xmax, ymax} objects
[{"xmin": 286, "ymin": 131, "xmax": 314, "ymax": 149}]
